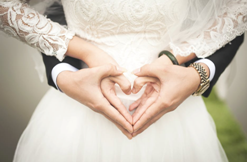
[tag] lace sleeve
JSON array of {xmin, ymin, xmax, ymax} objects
[
  {"xmin": 169, "ymin": 0, "xmax": 247, "ymax": 58},
  {"xmin": 0, "ymin": 0, "xmax": 75, "ymax": 61}
]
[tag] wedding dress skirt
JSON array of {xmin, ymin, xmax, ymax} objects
[
  {"xmin": 11, "ymin": 0, "xmax": 233, "ymax": 160},
  {"xmin": 13, "ymin": 73, "xmax": 228, "ymax": 162}
]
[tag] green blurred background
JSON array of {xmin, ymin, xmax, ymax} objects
[{"xmin": 204, "ymin": 89, "xmax": 247, "ymax": 162}]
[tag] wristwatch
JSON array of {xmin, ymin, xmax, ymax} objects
[{"xmin": 189, "ymin": 63, "xmax": 210, "ymax": 96}]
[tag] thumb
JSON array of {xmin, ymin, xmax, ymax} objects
[
  {"xmin": 108, "ymin": 75, "xmax": 131, "ymax": 95},
  {"xmin": 132, "ymin": 64, "xmax": 157, "ymax": 78},
  {"xmin": 96, "ymin": 64, "xmax": 125, "ymax": 79},
  {"xmin": 132, "ymin": 77, "xmax": 159, "ymax": 94}
]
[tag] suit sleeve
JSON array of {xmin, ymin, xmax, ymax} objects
[
  {"xmin": 41, "ymin": 2, "xmax": 81, "ymax": 89},
  {"xmin": 185, "ymin": 34, "xmax": 244, "ymax": 97}
]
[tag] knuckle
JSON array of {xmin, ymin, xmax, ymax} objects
[
  {"xmin": 114, "ymin": 116, "xmax": 121, "ymax": 124},
  {"xmin": 161, "ymin": 100, "xmax": 172, "ymax": 108},
  {"xmin": 122, "ymin": 81, "xmax": 131, "ymax": 90},
  {"xmin": 144, "ymin": 111, "xmax": 153, "ymax": 121},
  {"xmin": 91, "ymin": 108, "xmax": 100, "ymax": 113},
  {"xmin": 104, "ymin": 64, "xmax": 113, "ymax": 72},
  {"xmin": 93, "ymin": 102, "xmax": 104, "ymax": 111},
  {"xmin": 134, "ymin": 78, "xmax": 143, "ymax": 87}
]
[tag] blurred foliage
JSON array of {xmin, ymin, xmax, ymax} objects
[{"xmin": 203, "ymin": 89, "xmax": 247, "ymax": 162}]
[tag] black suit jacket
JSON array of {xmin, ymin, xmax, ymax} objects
[{"xmin": 42, "ymin": 2, "xmax": 244, "ymax": 98}]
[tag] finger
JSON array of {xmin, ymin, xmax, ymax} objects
[
  {"xmin": 132, "ymin": 77, "xmax": 157, "ymax": 94},
  {"xmin": 134, "ymin": 104, "xmax": 179, "ymax": 137},
  {"xmin": 103, "ymin": 114, "xmax": 133, "ymax": 139},
  {"xmin": 101, "ymin": 77, "xmax": 132, "ymax": 124},
  {"xmin": 129, "ymin": 97, "xmax": 142, "ymax": 111},
  {"xmin": 132, "ymin": 91, "xmax": 157, "ymax": 124},
  {"xmin": 102, "ymin": 102, "xmax": 133, "ymax": 133},
  {"xmin": 104, "ymin": 91, "xmax": 133, "ymax": 124},
  {"xmin": 96, "ymin": 64, "xmax": 125, "ymax": 79},
  {"xmin": 129, "ymin": 83, "xmax": 155, "ymax": 112},
  {"xmin": 133, "ymin": 99, "xmax": 163, "ymax": 133},
  {"xmin": 109, "ymin": 75, "xmax": 131, "ymax": 95},
  {"xmin": 133, "ymin": 110, "xmax": 165, "ymax": 137},
  {"xmin": 132, "ymin": 64, "xmax": 159, "ymax": 78}
]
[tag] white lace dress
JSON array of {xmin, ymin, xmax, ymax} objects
[{"xmin": 0, "ymin": 0, "xmax": 247, "ymax": 162}]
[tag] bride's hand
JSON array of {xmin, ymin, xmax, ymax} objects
[
  {"xmin": 66, "ymin": 36, "xmax": 119, "ymax": 68},
  {"xmin": 57, "ymin": 64, "xmax": 133, "ymax": 139},
  {"xmin": 131, "ymin": 56, "xmax": 201, "ymax": 137},
  {"xmin": 101, "ymin": 75, "xmax": 132, "ymax": 124}
]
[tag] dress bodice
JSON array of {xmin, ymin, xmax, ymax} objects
[
  {"xmin": 62, "ymin": 0, "xmax": 184, "ymax": 70},
  {"xmin": 0, "ymin": 0, "xmax": 246, "ymax": 64},
  {"xmin": 61, "ymin": 0, "xmax": 247, "ymax": 70}
]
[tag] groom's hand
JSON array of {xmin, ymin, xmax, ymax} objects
[
  {"xmin": 131, "ymin": 56, "xmax": 201, "ymax": 137},
  {"xmin": 57, "ymin": 64, "xmax": 133, "ymax": 139}
]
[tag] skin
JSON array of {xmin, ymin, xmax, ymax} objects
[
  {"xmin": 61, "ymin": 36, "xmax": 134, "ymax": 138},
  {"xmin": 63, "ymin": 35, "xmax": 210, "ymax": 139},
  {"xmin": 57, "ymin": 65, "xmax": 133, "ymax": 139},
  {"xmin": 130, "ymin": 55, "xmax": 210, "ymax": 137}
]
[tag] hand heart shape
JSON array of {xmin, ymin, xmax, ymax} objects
[{"xmin": 101, "ymin": 71, "xmax": 161, "ymax": 139}]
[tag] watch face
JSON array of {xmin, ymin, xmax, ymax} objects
[{"xmin": 193, "ymin": 79, "xmax": 210, "ymax": 96}]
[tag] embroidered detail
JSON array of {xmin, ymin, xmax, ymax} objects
[{"xmin": 0, "ymin": 1, "xmax": 75, "ymax": 61}]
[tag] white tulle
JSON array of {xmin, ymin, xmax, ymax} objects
[
  {"xmin": 13, "ymin": 72, "xmax": 228, "ymax": 162},
  {"xmin": 14, "ymin": 88, "xmax": 228, "ymax": 162},
  {"xmin": 170, "ymin": 0, "xmax": 247, "ymax": 58},
  {"xmin": 7, "ymin": 0, "xmax": 247, "ymax": 161}
]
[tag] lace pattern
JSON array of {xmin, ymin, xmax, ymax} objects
[
  {"xmin": 62, "ymin": 0, "xmax": 247, "ymax": 67},
  {"xmin": 0, "ymin": 0, "xmax": 75, "ymax": 61},
  {"xmin": 170, "ymin": 0, "xmax": 247, "ymax": 58},
  {"xmin": 0, "ymin": 0, "xmax": 246, "ymax": 62},
  {"xmin": 62, "ymin": 0, "xmax": 182, "ymax": 70}
]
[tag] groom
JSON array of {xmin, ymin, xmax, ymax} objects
[{"xmin": 42, "ymin": 2, "xmax": 244, "ymax": 137}]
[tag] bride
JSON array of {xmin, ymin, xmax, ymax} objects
[{"xmin": 1, "ymin": 0, "xmax": 247, "ymax": 161}]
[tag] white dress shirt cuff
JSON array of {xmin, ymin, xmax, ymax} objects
[
  {"xmin": 195, "ymin": 59, "xmax": 216, "ymax": 81},
  {"xmin": 51, "ymin": 63, "xmax": 79, "ymax": 91}
]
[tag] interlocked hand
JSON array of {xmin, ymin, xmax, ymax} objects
[{"xmin": 130, "ymin": 56, "xmax": 200, "ymax": 137}]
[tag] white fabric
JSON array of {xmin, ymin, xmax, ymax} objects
[
  {"xmin": 1, "ymin": 0, "xmax": 245, "ymax": 161},
  {"xmin": 0, "ymin": 0, "xmax": 246, "ymax": 79},
  {"xmin": 0, "ymin": 0, "xmax": 74, "ymax": 61},
  {"xmin": 12, "ymin": 0, "xmax": 233, "ymax": 161},
  {"xmin": 195, "ymin": 59, "xmax": 216, "ymax": 81},
  {"xmin": 14, "ymin": 87, "xmax": 228, "ymax": 162},
  {"xmin": 51, "ymin": 63, "xmax": 78, "ymax": 91},
  {"xmin": 169, "ymin": 0, "xmax": 247, "ymax": 58},
  {"xmin": 62, "ymin": 0, "xmax": 246, "ymax": 60}
]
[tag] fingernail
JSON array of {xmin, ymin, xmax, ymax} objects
[
  {"xmin": 132, "ymin": 88, "xmax": 136, "ymax": 94},
  {"xmin": 131, "ymin": 68, "xmax": 140, "ymax": 75},
  {"xmin": 117, "ymin": 67, "xmax": 127, "ymax": 73}
]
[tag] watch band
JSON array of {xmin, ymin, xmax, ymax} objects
[
  {"xmin": 158, "ymin": 50, "xmax": 179, "ymax": 65},
  {"xmin": 189, "ymin": 63, "xmax": 210, "ymax": 96}
]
